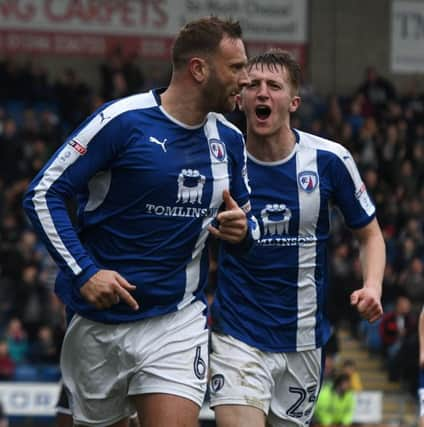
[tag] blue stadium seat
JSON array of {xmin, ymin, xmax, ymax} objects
[
  {"xmin": 5, "ymin": 99, "xmax": 26, "ymax": 125},
  {"xmin": 359, "ymin": 318, "xmax": 383, "ymax": 353},
  {"xmin": 38, "ymin": 364, "xmax": 61, "ymax": 382},
  {"xmin": 13, "ymin": 364, "xmax": 39, "ymax": 381}
]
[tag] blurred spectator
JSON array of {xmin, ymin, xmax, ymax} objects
[
  {"xmin": 356, "ymin": 66, "xmax": 396, "ymax": 118},
  {"xmin": 313, "ymin": 373, "xmax": 355, "ymax": 427},
  {"xmin": 394, "ymin": 237, "xmax": 417, "ymax": 274},
  {"xmin": 380, "ymin": 123, "xmax": 406, "ymax": 185},
  {"xmin": 13, "ymin": 263, "xmax": 52, "ymax": 339},
  {"xmin": 322, "ymin": 352, "xmax": 337, "ymax": 384},
  {"xmin": 327, "ymin": 242, "xmax": 353, "ymax": 327},
  {"xmin": 323, "ymin": 95, "xmax": 344, "ymax": 140},
  {"xmin": 396, "ymin": 159, "xmax": 417, "ymax": 198},
  {"xmin": 0, "ymin": 340, "xmax": 15, "ymax": 380},
  {"xmin": 99, "ymin": 46, "xmax": 125, "ymax": 100},
  {"xmin": 29, "ymin": 325, "xmax": 60, "ymax": 365},
  {"xmin": 54, "ymin": 67, "xmax": 92, "ymax": 129},
  {"xmin": 5, "ymin": 318, "xmax": 28, "ymax": 364},
  {"xmin": 379, "ymin": 295, "xmax": 417, "ymax": 381},
  {"xmin": 122, "ymin": 52, "xmax": 145, "ymax": 93},
  {"xmin": 341, "ymin": 359, "xmax": 363, "ymax": 392},
  {"xmin": 357, "ymin": 117, "xmax": 380, "ymax": 169},
  {"xmin": 346, "ymin": 94, "xmax": 365, "ymax": 138},
  {"xmin": 381, "ymin": 263, "xmax": 403, "ymax": 308},
  {"xmin": 400, "ymin": 257, "xmax": 424, "ymax": 307},
  {"xmin": 99, "ymin": 46, "xmax": 145, "ymax": 101},
  {"xmin": 0, "ymin": 118, "xmax": 22, "ymax": 185}
]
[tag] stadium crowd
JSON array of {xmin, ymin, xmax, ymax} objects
[{"xmin": 0, "ymin": 53, "xmax": 423, "ymax": 401}]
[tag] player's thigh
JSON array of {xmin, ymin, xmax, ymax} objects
[
  {"xmin": 209, "ymin": 333, "xmax": 273, "ymax": 415},
  {"xmin": 268, "ymin": 348, "xmax": 322, "ymax": 427},
  {"xmin": 132, "ymin": 393, "xmax": 200, "ymax": 427},
  {"xmin": 214, "ymin": 404, "xmax": 266, "ymax": 427}
]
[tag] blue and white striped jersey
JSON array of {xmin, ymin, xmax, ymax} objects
[
  {"xmin": 23, "ymin": 89, "xmax": 251, "ymax": 324},
  {"xmin": 211, "ymin": 129, "xmax": 376, "ymax": 352}
]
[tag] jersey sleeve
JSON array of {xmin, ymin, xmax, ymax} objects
[
  {"xmin": 22, "ymin": 110, "xmax": 128, "ymax": 288},
  {"xmin": 331, "ymin": 148, "xmax": 376, "ymax": 229},
  {"xmin": 226, "ymin": 132, "xmax": 260, "ymax": 253}
]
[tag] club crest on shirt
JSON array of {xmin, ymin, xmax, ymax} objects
[
  {"xmin": 298, "ymin": 171, "xmax": 319, "ymax": 193},
  {"xmin": 208, "ymin": 139, "xmax": 226, "ymax": 161}
]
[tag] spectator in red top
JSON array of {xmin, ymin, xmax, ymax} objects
[
  {"xmin": 379, "ymin": 295, "xmax": 417, "ymax": 380},
  {"xmin": 0, "ymin": 340, "xmax": 15, "ymax": 380}
]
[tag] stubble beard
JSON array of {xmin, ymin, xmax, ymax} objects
[{"xmin": 202, "ymin": 70, "xmax": 233, "ymax": 114}]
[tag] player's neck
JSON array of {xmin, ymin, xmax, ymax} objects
[
  {"xmin": 160, "ymin": 83, "xmax": 207, "ymax": 127},
  {"xmin": 246, "ymin": 127, "xmax": 296, "ymax": 162}
]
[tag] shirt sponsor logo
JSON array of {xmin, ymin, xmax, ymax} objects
[
  {"xmin": 145, "ymin": 204, "xmax": 219, "ymax": 218},
  {"xmin": 355, "ymin": 183, "xmax": 366, "ymax": 199},
  {"xmin": 68, "ymin": 140, "xmax": 87, "ymax": 155},
  {"xmin": 355, "ymin": 183, "xmax": 375, "ymax": 216},
  {"xmin": 258, "ymin": 235, "xmax": 317, "ymax": 247}
]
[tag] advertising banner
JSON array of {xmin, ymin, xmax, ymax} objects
[
  {"xmin": 392, "ymin": 0, "xmax": 424, "ymax": 73},
  {"xmin": 0, "ymin": 382, "xmax": 60, "ymax": 416},
  {"xmin": 0, "ymin": 0, "xmax": 307, "ymax": 63}
]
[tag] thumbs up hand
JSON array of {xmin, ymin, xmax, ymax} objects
[{"xmin": 208, "ymin": 190, "xmax": 248, "ymax": 244}]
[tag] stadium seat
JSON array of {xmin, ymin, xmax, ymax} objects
[
  {"xmin": 38, "ymin": 364, "xmax": 61, "ymax": 382},
  {"xmin": 13, "ymin": 364, "xmax": 40, "ymax": 382}
]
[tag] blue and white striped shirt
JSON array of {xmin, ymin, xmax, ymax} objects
[
  {"xmin": 211, "ymin": 129, "xmax": 376, "ymax": 352},
  {"xmin": 23, "ymin": 89, "xmax": 252, "ymax": 323}
]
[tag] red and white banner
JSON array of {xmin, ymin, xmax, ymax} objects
[{"xmin": 0, "ymin": 0, "xmax": 307, "ymax": 63}]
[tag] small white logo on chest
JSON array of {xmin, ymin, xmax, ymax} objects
[{"xmin": 149, "ymin": 136, "xmax": 167, "ymax": 152}]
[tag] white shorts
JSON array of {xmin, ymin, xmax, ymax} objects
[
  {"xmin": 209, "ymin": 333, "xmax": 322, "ymax": 427},
  {"xmin": 61, "ymin": 301, "xmax": 208, "ymax": 427}
]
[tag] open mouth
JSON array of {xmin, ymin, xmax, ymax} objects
[{"xmin": 255, "ymin": 105, "xmax": 271, "ymax": 120}]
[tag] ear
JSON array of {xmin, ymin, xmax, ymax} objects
[
  {"xmin": 189, "ymin": 57, "xmax": 208, "ymax": 83},
  {"xmin": 289, "ymin": 96, "xmax": 301, "ymax": 113}
]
